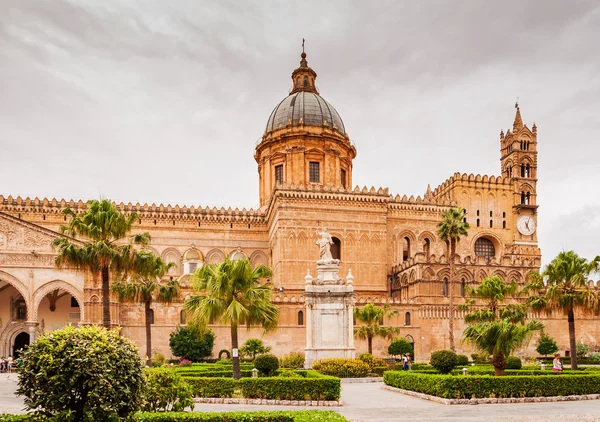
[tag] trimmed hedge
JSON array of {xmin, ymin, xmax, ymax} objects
[
  {"xmin": 311, "ymin": 358, "xmax": 370, "ymax": 378},
  {"xmin": 182, "ymin": 378, "xmax": 236, "ymax": 398},
  {"xmin": 239, "ymin": 377, "xmax": 341, "ymax": 401},
  {"xmin": 0, "ymin": 411, "xmax": 348, "ymax": 422},
  {"xmin": 176, "ymin": 370, "xmax": 253, "ymax": 378},
  {"xmin": 383, "ymin": 371, "xmax": 600, "ymax": 399}
]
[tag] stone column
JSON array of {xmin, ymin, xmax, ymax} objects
[{"xmin": 26, "ymin": 321, "xmax": 39, "ymax": 343}]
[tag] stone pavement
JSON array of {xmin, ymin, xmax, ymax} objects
[{"xmin": 1, "ymin": 374, "xmax": 600, "ymax": 421}]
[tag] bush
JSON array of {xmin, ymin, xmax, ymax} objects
[
  {"xmin": 357, "ymin": 353, "xmax": 387, "ymax": 370},
  {"xmin": 311, "ymin": 358, "xmax": 371, "ymax": 378},
  {"xmin": 239, "ymin": 377, "xmax": 341, "ymax": 400},
  {"xmin": 383, "ymin": 371, "xmax": 600, "ymax": 399},
  {"xmin": 182, "ymin": 377, "xmax": 236, "ymax": 398},
  {"xmin": 588, "ymin": 352, "xmax": 600, "ymax": 363},
  {"xmin": 429, "ymin": 350, "xmax": 458, "ymax": 374},
  {"xmin": 16, "ymin": 325, "xmax": 145, "ymax": 421},
  {"xmin": 169, "ymin": 327, "xmax": 215, "ymax": 362},
  {"xmin": 471, "ymin": 353, "xmax": 491, "ymax": 364},
  {"xmin": 255, "ymin": 353, "xmax": 280, "ymax": 376},
  {"xmin": 536, "ymin": 333, "xmax": 559, "ymax": 357},
  {"xmin": 506, "ymin": 356, "xmax": 522, "ymax": 370},
  {"xmin": 388, "ymin": 338, "xmax": 413, "ymax": 357},
  {"xmin": 280, "ymin": 352, "xmax": 305, "ymax": 369},
  {"xmin": 576, "ymin": 342, "xmax": 590, "ymax": 359},
  {"xmin": 456, "ymin": 354, "xmax": 469, "ymax": 366},
  {"xmin": 143, "ymin": 368, "xmax": 194, "ymax": 412}
]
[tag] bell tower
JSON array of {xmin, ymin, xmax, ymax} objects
[{"xmin": 500, "ymin": 104, "xmax": 539, "ymax": 243}]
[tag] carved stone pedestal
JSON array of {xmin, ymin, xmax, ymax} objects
[{"xmin": 304, "ymin": 261, "xmax": 355, "ymax": 368}]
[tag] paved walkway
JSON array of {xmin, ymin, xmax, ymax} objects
[{"xmin": 2, "ymin": 374, "xmax": 600, "ymax": 421}]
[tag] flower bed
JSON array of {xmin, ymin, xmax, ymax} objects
[{"xmin": 383, "ymin": 371, "xmax": 600, "ymax": 399}]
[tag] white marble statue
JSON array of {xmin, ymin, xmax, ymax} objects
[{"xmin": 316, "ymin": 227, "xmax": 334, "ymax": 261}]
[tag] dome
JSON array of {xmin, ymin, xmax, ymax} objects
[{"xmin": 265, "ymin": 91, "xmax": 346, "ymax": 134}]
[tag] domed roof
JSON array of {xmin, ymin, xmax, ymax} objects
[{"xmin": 265, "ymin": 91, "xmax": 345, "ymax": 134}]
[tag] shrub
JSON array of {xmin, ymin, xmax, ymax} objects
[
  {"xmin": 280, "ymin": 352, "xmax": 305, "ymax": 369},
  {"xmin": 182, "ymin": 377, "xmax": 236, "ymax": 398},
  {"xmin": 471, "ymin": 353, "xmax": 491, "ymax": 364},
  {"xmin": 153, "ymin": 351, "xmax": 166, "ymax": 367},
  {"xmin": 388, "ymin": 338, "xmax": 413, "ymax": 357},
  {"xmin": 255, "ymin": 353, "xmax": 280, "ymax": 376},
  {"xmin": 506, "ymin": 356, "xmax": 522, "ymax": 369},
  {"xmin": 311, "ymin": 358, "xmax": 370, "ymax": 378},
  {"xmin": 456, "ymin": 354, "xmax": 469, "ymax": 366},
  {"xmin": 135, "ymin": 410, "xmax": 347, "ymax": 421},
  {"xmin": 588, "ymin": 352, "xmax": 600, "ymax": 363},
  {"xmin": 536, "ymin": 333, "xmax": 559, "ymax": 357},
  {"xmin": 383, "ymin": 371, "xmax": 600, "ymax": 399},
  {"xmin": 576, "ymin": 342, "xmax": 590, "ymax": 359},
  {"xmin": 179, "ymin": 359, "xmax": 193, "ymax": 367},
  {"xmin": 357, "ymin": 353, "xmax": 388, "ymax": 370},
  {"xmin": 429, "ymin": 350, "xmax": 458, "ymax": 374},
  {"xmin": 143, "ymin": 368, "xmax": 194, "ymax": 412},
  {"xmin": 218, "ymin": 349, "xmax": 231, "ymax": 360},
  {"xmin": 239, "ymin": 377, "xmax": 341, "ymax": 400},
  {"xmin": 278, "ymin": 369, "xmax": 303, "ymax": 378},
  {"xmin": 16, "ymin": 325, "xmax": 145, "ymax": 421},
  {"xmin": 240, "ymin": 339, "xmax": 271, "ymax": 362},
  {"xmin": 169, "ymin": 327, "xmax": 215, "ymax": 362}
]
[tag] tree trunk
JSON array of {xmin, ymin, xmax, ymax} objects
[
  {"xmin": 145, "ymin": 300, "xmax": 152, "ymax": 367},
  {"xmin": 231, "ymin": 324, "xmax": 240, "ymax": 379},
  {"xmin": 492, "ymin": 352, "xmax": 506, "ymax": 376},
  {"xmin": 448, "ymin": 240, "xmax": 456, "ymax": 351},
  {"xmin": 368, "ymin": 335, "xmax": 373, "ymax": 355},
  {"xmin": 101, "ymin": 265, "xmax": 111, "ymax": 329},
  {"xmin": 568, "ymin": 308, "xmax": 577, "ymax": 370}
]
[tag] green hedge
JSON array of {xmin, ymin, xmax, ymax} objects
[
  {"xmin": 182, "ymin": 378, "xmax": 236, "ymax": 398},
  {"xmin": 176, "ymin": 370, "xmax": 253, "ymax": 378},
  {"xmin": 383, "ymin": 371, "xmax": 600, "ymax": 399},
  {"xmin": 0, "ymin": 411, "xmax": 347, "ymax": 422},
  {"xmin": 239, "ymin": 377, "xmax": 341, "ymax": 401}
]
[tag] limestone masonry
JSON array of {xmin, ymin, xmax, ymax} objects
[{"xmin": 1, "ymin": 50, "xmax": 597, "ymax": 360}]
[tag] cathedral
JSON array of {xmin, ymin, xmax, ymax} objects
[{"xmin": 1, "ymin": 50, "xmax": 596, "ymax": 360}]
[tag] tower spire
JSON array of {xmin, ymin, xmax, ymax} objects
[
  {"xmin": 290, "ymin": 43, "xmax": 318, "ymax": 95},
  {"xmin": 513, "ymin": 101, "xmax": 523, "ymax": 132}
]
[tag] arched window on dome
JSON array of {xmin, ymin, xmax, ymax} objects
[
  {"xmin": 304, "ymin": 76, "xmax": 308, "ymax": 88},
  {"xmin": 296, "ymin": 77, "xmax": 300, "ymax": 88}
]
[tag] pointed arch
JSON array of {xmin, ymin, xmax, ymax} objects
[
  {"xmin": 422, "ymin": 267, "xmax": 435, "ymax": 280},
  {"xmin": 205, "ymin": 249, "xmax": 225, "ymax": 264},
  {"xmin": 250, "ymin": 250, "xmax": 269, "ymax": 268},
  {"xmin": 0, "ymin": 270, "xmax": 30, "ymax": 309},
  {"xmin": 32, "ymin": 280, "xmax": 84, "ymax": 321}
]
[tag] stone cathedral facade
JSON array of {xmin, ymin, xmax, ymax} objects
[{"xmin": 1, "ymin": 51, "xmax": 597, "ymax": 360}]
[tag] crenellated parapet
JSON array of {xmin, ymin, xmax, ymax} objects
[
  {"xmin": 430, "ymin": 172, "xmax": 512, "ymax": 201},
  {"xmin": 0, "ymin": 195, "xmax": 267, "ymax": 225}
]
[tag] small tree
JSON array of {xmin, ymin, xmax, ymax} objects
[
  {"xmin": 354, "ymin": 303, "xmax": 399, "ymax": 354},
  {"xmin": 169, "ymin": 326, "xmax": 215, "ymax": 362},
  {"xmin": 576, "ymin": 342, "xmax": 590, "ymax": 360},
  {"xmin": 430, "ymin": 349, "xmax": 458, "ymax": 374},
  {"xmin": 254, "ymin": 353, "xmax": 279, "ymax": 376},
  {"xmin": 17, "ymin": 325, "xmax": 145, "ymax": 421},
  {"xmin": 536, "ymin": 332, "xmax": 559, "ymax": 357},
  {"xmin": 240, "ymin": 338, "xmax": 271, "ymax": 363},
  {"xmin": 388, "ymin": 338, "xmax": 413, "ymax": 357}
]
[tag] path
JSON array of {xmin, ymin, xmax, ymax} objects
[{"xmin": 1, "ymin": 374, "xmax": 600, "ymax": 421}]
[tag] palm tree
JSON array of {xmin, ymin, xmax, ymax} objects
[
  {"xmin": 52, "ymin": 199, "xmax": 150, "ymax": 328},
  {"xmin": 461, "ymin": 276, "xmax": 543, "ymax": 375},
  {"xmin": 437, "ymin": 207, "xmax": 469, "ymax": 351},
  {"xmin": 240, "ymin": 338, "xmax": 271, "ymax": 363},
  {"xmin": 111, "ymin": 250, "xmax": 179, "ymax": 366},
  {"xmin": 523, "ymin": 251, "xmax": 600, "ymax": 369},
  {"xmin": 353, "ymin": 303, "xmax": 399, "ymax": 355},
  {"xmin": 184, "ymin": 258, "xmax": 278, "ymax": 379}
]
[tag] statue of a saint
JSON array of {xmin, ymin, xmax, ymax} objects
[{"xmin": 316, "ymin": 227, "xmax": 334, "ymax": 261}]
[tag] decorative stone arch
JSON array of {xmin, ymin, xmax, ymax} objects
[
  {"xmin": 400, "ymin": 274, "xmax": 409, "ymax": 286},
  {"xmin": 519, "ymin": 182, "xmax": 535, "ymax": 193},
  {"xmin": 417, "ymin": 231, "xmax": 436, "ymax": 243},
  {"xmin": 436, "ymin": 268, "xmax": 451, "ymax": 280},
  {"xmin": 162, "ymin": 248, "xmax": 183, "ymax": 275},
  {"xmin": 396, "ymin": 230, "xmax": 417, "ymax": 243},
  {"xmin": 229, "ymin": 247, "xmax": 248, "ymax": 261},
  {"xmin": 476, "ymin": 269, "xmax": 488, "ymax": 281},
  {"xmin": 492, "ymin": 269, "xmax": 507, "ymax": 281},
  {"xmin": 249, "ymin": 250, "xmax": 269, "ymax": 268},
  {"xmin": 0, "ymin": 321, "xmax": 31, "ymax": 357},
  {"xmin": 470, "ymin": 232, "xmax": 504, "ymax": 259},
  {"xmin": 507, "ymin": 270, "xmax": 523, "ymax": 283},
  {"xmin": 144, "ymin": 246, "xmax": 161, "ymax": 257},
  {"xmin": 422, "ymin": 267, "xmax": 435, "ymax": 280},
  {"xmin": 345, "ymin": 232, "xmax": 356, "ymax": 244},
  {"xmin": 456, "ymin": 269, "xmax": 473, "ymax": 282},
  {"xmin": 205, "ymin": 249, "xmax": 225, "ymax": 264},
  {"xmin": 409, "ymin": 270, "xmax": 416, "ymax": 283},
  {"xmin": 32, "ymin": 280, "xmax": 85, "ymax": 322},
  {"xmin": 0, "ymin": 270, "xmax": 30, "ymax": 313}
]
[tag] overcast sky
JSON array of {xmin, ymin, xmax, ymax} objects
[{"xmin": 1, "ymin": 0, "xmax": 599, "ymax": 266}]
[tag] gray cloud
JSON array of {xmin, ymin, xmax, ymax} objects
[{"xmin": 0, "ymin": 0, "xmax": 599, "ymax": 264}]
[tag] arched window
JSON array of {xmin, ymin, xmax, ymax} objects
[
  {"xmin": 405, "ymin": 312, "xmax": 411, "ymax": 326},
  {"xmin": 331, "ymin": 237, "xmax": 341, "ymax": 260},
  {"xmin": 180, "ymin": 309, "xmax": 186, "ymax": 325},
  {"xmin": 303, "ymin": 76, "xmax": 308, "ymax": 87},
  {"xmin": 298, "ymin": 310, "xmax": 304, "ymax": 326},
  {"xmin": 503, "ymin": 221, "xmax": 506, "ymax": 229},
  {"xmin": 296, "ymin": 77, "xmax": 300, "ymax": 88},
  {"xmin": 476, "ymin": 219, "xmax": 480, "ymax": 227},
  {"xmin": 521, "ymin": 164, "xmax": 525, "ymax": 177},
  {"xmin": 490, "ymin": 220, "xmax": 493, "ymax": 228},
  {"xmin": 461, "ymin": 279, "xmax": 466, "ymax": 297},
  {"xmin": 474, "ymin": 237, "xmax": 495, "ymax": 259},
  {"xmin": 423, "ymin": 238, "xmax": 430, "ymax": 259},
  {"xmin": 526, "ymin": 164, "xmax": 530, "ymax": 177},
  {"xmin": 403, "ymin": 237, "xmax": 411, "ymax": 261},
  {"xmin": 442, "ymin": 278, "xmax": 449, "ymax": 297},
  {"xmin": 149, "ymin": 309, "xmax": 155, "ymax": 325}
]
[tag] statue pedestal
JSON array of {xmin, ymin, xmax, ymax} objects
[{"xmin": 303, "ymin": 262, "xmax": 355, "ymax": 368}]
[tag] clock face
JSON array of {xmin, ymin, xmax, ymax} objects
[{"xmin": 517, "ymin": 215, "xmax": 536, "ymax": 236}]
